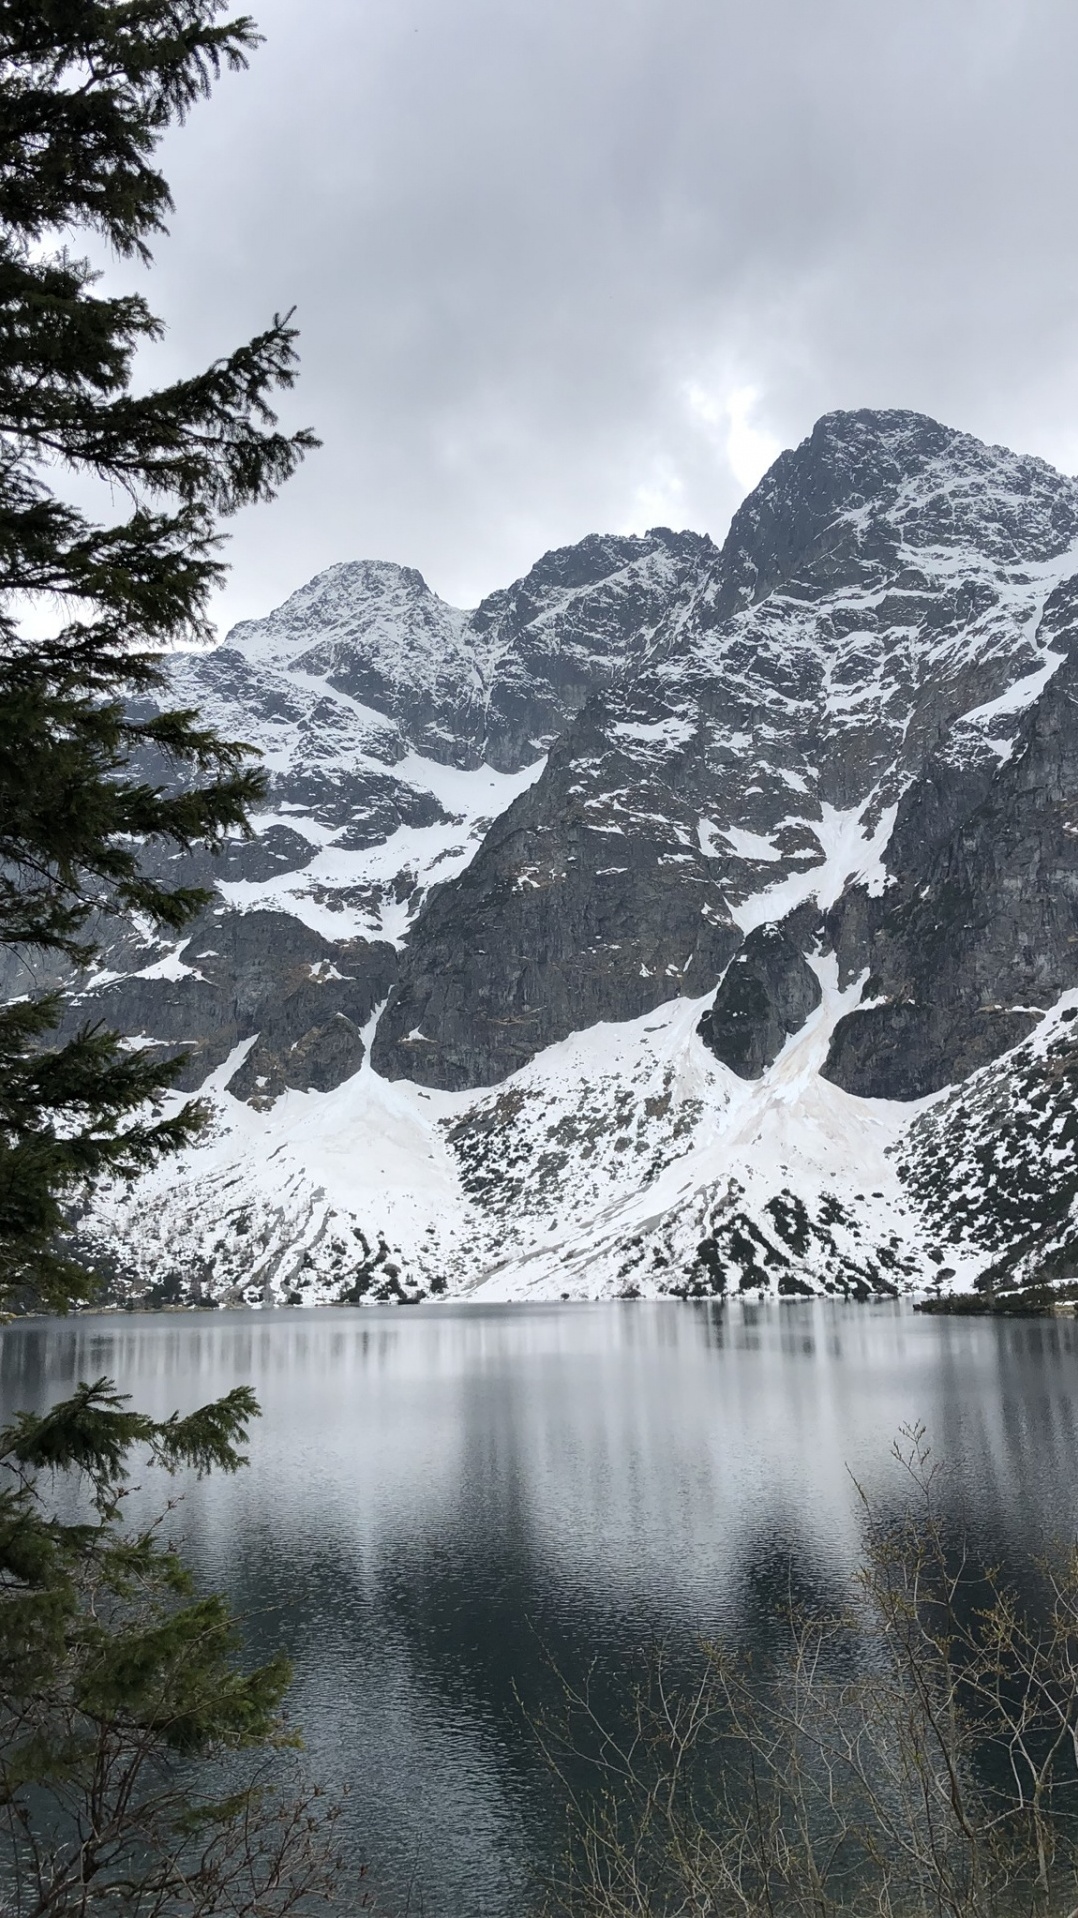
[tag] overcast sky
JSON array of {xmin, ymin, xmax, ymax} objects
[{"xmin": 120, "ymin": 0, "xmax": 1078, "ymax": 630}]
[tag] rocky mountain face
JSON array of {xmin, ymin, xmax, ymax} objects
[
  {"xmin": 67, "ymin": 409, "xmax": 1078, "ymax": 1309},
  {"xmin": 825, "ymin": 571, "xmax": 1078, "ymax": 1097}
]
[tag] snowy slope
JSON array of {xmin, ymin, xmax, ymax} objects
[{"xmin": 84, "ymin": 963, "xmax": 950, "ymax": 1307}]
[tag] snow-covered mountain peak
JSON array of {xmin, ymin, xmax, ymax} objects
[
  {"xmin": 370, "ymin": 411, "xmax": 1078, "ymax": 1094},
  {"xmin": 63, "ymin": 409, "xmax": 1078, "ymax": 1312},
  {"xmin": 214, "ymin": 559, "xmax": 478, "ymax": 763},
  {"xmin": 226, "ymin": 557, "xmax": 464, "ymax": 661},
  {"xmin": 148, "ymin": 524, "xmax": 715, "ymax": 951},
  {"xmin": 711, "ymin": 409, "xmax": 1078, "ymax": 624}
]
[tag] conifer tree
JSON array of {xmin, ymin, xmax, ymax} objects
[
  {"xmin": 0, "ymin": 1377, "xmax": 351, "ymax": 1916},
  {"xmin": 0, "ymin": 0, "xmax": 317, "ymax": 1311}
]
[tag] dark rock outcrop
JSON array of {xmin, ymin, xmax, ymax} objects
[
  {"xmin": 699, "ymin": 926, "xmax": 822, "ymax": 1078},
  {"xmin": 64, "ymin": 911, "xmax": 397, "ymax": 1106},
  {"xmin": 370, "ymin": 720, "xmax": 741, "ymax": 1090},
  {"xmin": 824, "ymin": 579, "xmax": 1078, "ymax": 1098}
]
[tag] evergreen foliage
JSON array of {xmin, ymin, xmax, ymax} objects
[
  {"xmin": 0, "ymin": 1377, "xmax": 346, "ymax": 1916},
  {"xmin": 0, "ymin": 0, "xmax": 317, "ymax": 1310}
]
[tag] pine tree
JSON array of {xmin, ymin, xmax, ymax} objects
[
  {"xmin": 0, "ymin": 1377, "xmax": 354, "ymax": 1915},
  {"xmin": 0, "ymin": 0, "xmax": 318, "ymax": 1311}
]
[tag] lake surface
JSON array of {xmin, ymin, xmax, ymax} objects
[{"xmin": 4, "ymin": 1301, "xmax": 1078, "ymax": 1916}]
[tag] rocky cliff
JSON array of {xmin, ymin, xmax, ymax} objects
[{"xmin": 68, "ymin": 410, "xmax": 1078, "ymax": 1308}]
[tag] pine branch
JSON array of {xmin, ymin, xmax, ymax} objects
[{"xmin": 0, "ymin": 0, "xmax": 317, "ymax": 1309}]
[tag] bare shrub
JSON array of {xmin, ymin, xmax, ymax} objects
[{"xmin": 539, "ymin": 1426, "xmax": 1078, "ymax": 1918}]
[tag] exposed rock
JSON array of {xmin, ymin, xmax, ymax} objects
[
  {"xmin": 470, "ymin": 529, "xmax": 714, "ymax": 769},
  {"xmin": 699, "ymin": 926, "xmax": 822, "ymax": 1078},
  {"xmin": 825, "ymin": 579, "xmax": 1078, "ymax": 1097},
  {"xmin": 370, "ymin": 711, "xmax": 741, "ymax": 1088},
  {"xmin": 227, "ymin": 1011, "xmax": 367, "ymax": 1107},
  {"xmin": 62, "ymin": 910, "xmax": 397, "ymax": 1101}
]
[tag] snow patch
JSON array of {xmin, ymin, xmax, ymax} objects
[
  {"xmin": 717, "ymin": 823, "xmax": 784, "ymax": 864},
  {"xmin": 732, "ymin": 800, "xmax": 898, "ymax": 932}
]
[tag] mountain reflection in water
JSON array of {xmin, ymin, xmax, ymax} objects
[{"xmin": 3, "ymin": 1301, "xmax": 1078, "ymax": 1917}]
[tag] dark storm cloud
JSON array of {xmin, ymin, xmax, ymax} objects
[{"xmin": 121, "ymin": 0, "xmax": 1078, "ymax": 625}]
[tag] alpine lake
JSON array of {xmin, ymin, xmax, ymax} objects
[{"xmin": 4, "ymin": 1300, "xmax": 1078, "ymax": 1917}]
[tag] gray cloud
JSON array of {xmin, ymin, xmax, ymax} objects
[{"xmin": 108, "ymin": 0, "xmax": 1078, "ymax": 626}]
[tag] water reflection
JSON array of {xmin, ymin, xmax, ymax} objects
[{"xmin": 4, "ymin": 1301, "xmax": 1078, "ymax": 1915}]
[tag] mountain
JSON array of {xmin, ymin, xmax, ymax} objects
[{"xmin": 68, "ymin": 409, "xmax": 1078, "ymax": 1308}]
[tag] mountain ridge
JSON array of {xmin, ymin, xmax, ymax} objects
[{"xmin": 61, "ymin": 407, "xmax": 1078, "ymax": 1309}]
